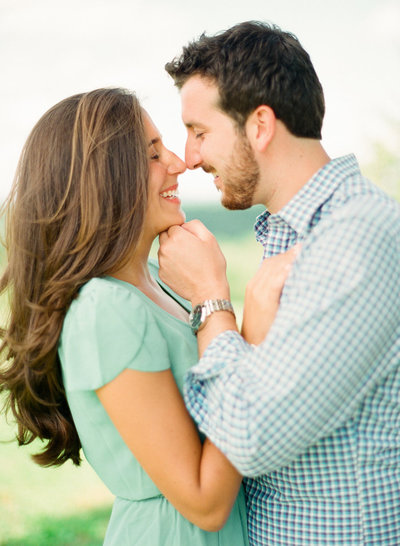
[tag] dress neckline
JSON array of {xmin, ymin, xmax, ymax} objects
[{"xmin": 104, "ymin": 275, "xmax": 191, "ymax": 329}]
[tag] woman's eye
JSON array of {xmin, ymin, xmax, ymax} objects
[{"xmin": 150, "ymin": 143, "xmax": 160, "ymax": 160}]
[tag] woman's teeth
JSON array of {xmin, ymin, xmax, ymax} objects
[{"xmin": 160, "ymin": 189, "xmax": 178, "ymax": 199}]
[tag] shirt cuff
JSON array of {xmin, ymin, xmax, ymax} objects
[
  {"xmin": 184, "ymin": 329, "xmax": 251, "ymax": 436},
  {"xmin": 190, "ymin": 329, "xmax": 249, "ymax": 378}
]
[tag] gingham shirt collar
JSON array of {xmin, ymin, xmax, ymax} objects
[
  {"xmin": 254, "ymin": 154, "xmax": 358, "ymax": 242},
  {"xmin": 184, "ymin": 152, "xmax": 400, "ymax": 544}
]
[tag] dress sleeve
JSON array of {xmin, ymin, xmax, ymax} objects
[{"xmin": 59, "ymin": 278, "xmax": 170, "ymax": 391}]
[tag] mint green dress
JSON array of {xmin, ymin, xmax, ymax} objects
[{"xmin": 58, "ymin": 260, "xmax": 249, "ymax": 546}]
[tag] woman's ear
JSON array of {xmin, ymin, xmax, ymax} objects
[{"xmin": 245, "ymin": 105, "xmax": 276, "ymax": 152}]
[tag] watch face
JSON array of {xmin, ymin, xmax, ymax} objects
[{"xmin": 189, "ymin": 304, "xmax": 203, "ymax": 332}]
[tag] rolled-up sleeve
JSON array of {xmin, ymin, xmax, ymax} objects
[{"xmin": 184, "ymin": 198, "xmax": 400, "ymax": 477}]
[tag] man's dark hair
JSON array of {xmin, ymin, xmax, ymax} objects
[{"xmin": 165, "ymin": 21, "xmax": 325, "ymax": 139}]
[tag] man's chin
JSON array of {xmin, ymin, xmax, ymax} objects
[{"xmin": 221, "ymin": 195, "xmax": 252, "ymax": 211}]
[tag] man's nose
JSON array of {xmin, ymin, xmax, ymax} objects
[{"xmin": 185, "ymin": 139, "xmax": 202, "ymax": 170}]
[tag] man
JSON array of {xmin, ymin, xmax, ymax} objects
[{"xmin": 158, "ymin": 21, "xmax": 400, "ymax": 545}]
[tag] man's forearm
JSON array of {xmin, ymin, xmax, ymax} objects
[{"xmin": 196, "ymin": 310, "xmax": 238, "ymax": 357}]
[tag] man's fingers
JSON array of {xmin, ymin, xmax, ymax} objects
[
  {"xmin": 160, "ymin": 221, "xmax": 213, "ymax": 247},
  {"xmin": 181, "ymin": 219, "xmax": 212, "ymax": 240},
  {"xmin": 159, "ymin": 226, "xmax": 187, "ymax": 248}
]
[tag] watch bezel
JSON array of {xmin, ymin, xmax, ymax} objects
[
  {"xmin": 189, "ymin": 304, "xmax": 204, "ymax": 333},
  {"xmin": 189, "ymin": 299, "xmax": 235, "ymax": 334}
]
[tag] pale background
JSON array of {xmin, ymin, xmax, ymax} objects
[
  {"xmin": 0, "ymin": 2, "xmax": 399, "ymax": 541},
  {"xmin": 1, "ymin": 0, "xmax": 399, "ymax": 204}
]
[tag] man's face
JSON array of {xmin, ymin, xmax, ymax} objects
[{"xmin": 180, "ymin": 76, "xmax": 260, "ymax": 210}]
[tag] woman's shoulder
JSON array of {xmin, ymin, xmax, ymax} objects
[
  {"xmin": 62, "ymin": 276, "xmax": 150, "ymax": 351},
  {"xmin": 69, "ymin": 275, "xmax": 145, "ymax": 317},
  {"xmin": 60, "ymin": 276, "xmax": 170, "ymax": 391},
  {"xmin": 78, "ymin": 275, "xmax": 139, "ymax": 299}
]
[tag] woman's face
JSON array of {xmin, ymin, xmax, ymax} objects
[{"xmin": 141, "ymin": 111, "xmax": 186, "ymax": 240}]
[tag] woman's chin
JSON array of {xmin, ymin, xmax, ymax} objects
[
  {"xmin": 156, "ymin": 212, "xmax": 186, "ymax": 236},
  {"xmin": 169, "ymin": 209, "xmax": 186, "ymax": 226}
]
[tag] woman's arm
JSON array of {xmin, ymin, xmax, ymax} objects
[
  {"xmin": 96, "ymin": 367, "xmax": 241, "ymax": 532},
  {"xmin": 241, "ymin": 245, "xmax": 300, "ymax": 345}
]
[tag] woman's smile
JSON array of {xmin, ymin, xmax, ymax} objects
[{"xmin": 160, "ymin": 183, "xmax": 181, "ymax": 203}]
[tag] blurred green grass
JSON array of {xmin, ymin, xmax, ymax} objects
[
  {"xmin": 219, "ymin": 235, "xmax": 262, "ymax": 322},
  {"xmin": 0, "ymin": 205, "xmax": 263, "ymax": 545},
  {"xmin": 0, "ymin": 269, "xmax": 114, "ymax": 544},
  {"xmin": 1, "ymin": 506, "xmax": 111, "ymax": 546},
  {"xmin": 164, "ymin": 204, "xmax": 265, "ymax": 323},
  {"xmin": 0, "ymin": 414, "xmax": 113, "ymax": 545},
  {"xmin": 0, "ymin": 154, "xmax": 398, "ymax": 544}
]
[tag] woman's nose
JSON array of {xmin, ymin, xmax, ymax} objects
[{"xmin": 167, "ymin": 152, "xmax": 186, "ymax": 175}]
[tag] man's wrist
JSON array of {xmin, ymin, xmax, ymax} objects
[
  {"xmin": 189, "ymin": 298, "xmax": 235, "ymax": 334},
  {"xmin": 190, "ymin": 285, "xmax": 230, "ymax": 308}
]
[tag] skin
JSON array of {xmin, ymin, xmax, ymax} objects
[
  {"xmin": 96, "ymin": 108, "xmax": 301, "ymax": 530},
  {"xmin": 181, "ymin": 78, "xmax": 261, "ymax": 210},
  {"xmin": 111, "ymin": 111, "xmax": 189, "ymax": 317},
  {"xmin": 96, "ymin": 111, "xmax": 258, "ymax": 532},
  {"xmin": 158, "ymin": 75, "xmax": 331, "ymax": 350},
  {"xmin": 179, "ymin": 76, "xmax": 330, "ymax": 213},
  {"xmin": 221, "ymin": 135, "xmax": 260, "ymax": 210},
  {"xmin": 241, "ymin": 244, "xmax": 301, "ymax": 345}
]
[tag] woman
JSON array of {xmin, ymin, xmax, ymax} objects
[{"xmin": 0, "ymin": 88, "xmax": 293, "ymax": 545}]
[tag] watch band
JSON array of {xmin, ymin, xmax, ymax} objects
[{"xmin": 189, "ymin": 298, "xmax": 235, "ymax": 334}]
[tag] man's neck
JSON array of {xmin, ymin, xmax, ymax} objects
[{"xmin": 258, "ymin": 132, "xmax": 331, "ymax": 213}]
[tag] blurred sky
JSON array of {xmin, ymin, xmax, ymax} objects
[{"xmin": 1, "ymin": 0, "xmax": 399, "ymax": 203}]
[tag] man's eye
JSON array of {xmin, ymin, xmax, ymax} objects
[{"xmin": 195, "ymin": 133, "xmax": 204, "ymax": 139}]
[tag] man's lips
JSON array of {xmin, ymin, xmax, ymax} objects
[
  {"xmin": 213, "ymin": 174, "xmax": 221, "ymax": 190},
  {"xmin": 201, "ymin": 165, "xmax": 221, "ymax": 190}
]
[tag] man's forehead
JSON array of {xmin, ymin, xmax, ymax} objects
[
  {"xmin": 181, "ymin": 76, "xmax": 220, "ymax": 124},
  {"xmin": 182, "ymin": 74, "xmax": 217, "ymax": 92},
  {"xmin": 181, "ymin": 76, "xmax": 219, "ymax": 105}
]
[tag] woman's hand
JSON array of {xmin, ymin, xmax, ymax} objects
[{"xmin": 241, "ymin": 244, "xmax": 301, "ymax": 345}]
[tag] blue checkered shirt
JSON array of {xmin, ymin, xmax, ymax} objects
[{"xmin": 184, "ymin": 155, "xmax": 400, "ymax": 545}]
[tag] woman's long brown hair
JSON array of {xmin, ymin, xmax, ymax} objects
[{"xmin": 0, "ymin": 88, "xmax": 148, "ymax": 466}]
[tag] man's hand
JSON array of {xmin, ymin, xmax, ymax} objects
[{"xmin": 158, "ymin": 220, "xmax": 230, "ymax": 305}]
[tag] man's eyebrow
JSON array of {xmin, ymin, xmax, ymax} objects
[{"xmin": 184, "ymin": 122, "xmax": 206, "ymax": 130}]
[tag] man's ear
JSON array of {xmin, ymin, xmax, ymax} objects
[{"xmin": 245, "ymin": 105, "xmax": 276, "ymax": 152}]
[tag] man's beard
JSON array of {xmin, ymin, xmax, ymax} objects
[{"xmin": 220, "ymin": 134, "xmax": 260, "ymax": 210}]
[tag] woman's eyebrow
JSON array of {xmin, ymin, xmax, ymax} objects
[{"xmin": 148, "ymin": 137, "xmax": 161, "ymax": 147}]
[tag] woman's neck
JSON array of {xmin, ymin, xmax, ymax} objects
[
  {"xmin": 111, "ymin": 237, "xmax": 154, "ymax": 289},
  {"xmin": 110, "ymin": 242, "xmax": 189, "ymax": 323}
]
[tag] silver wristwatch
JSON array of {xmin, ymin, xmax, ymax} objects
[{"xmin": 189, "ymin": 299, "xmax": 235, "ymax": 334}]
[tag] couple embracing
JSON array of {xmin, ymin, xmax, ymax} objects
[{"xmin": 1, "ymin": 21, "xmax": 399, "ymax": 546}]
